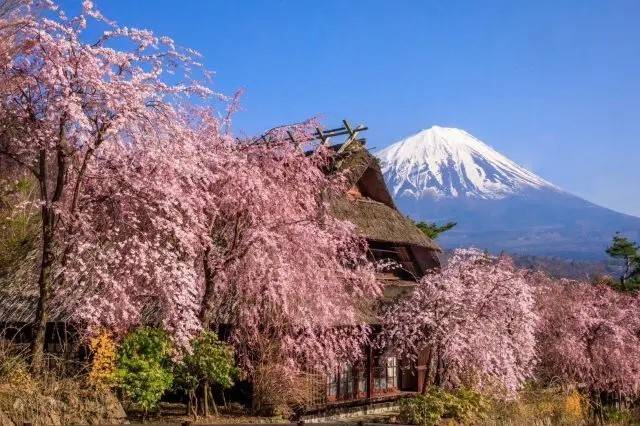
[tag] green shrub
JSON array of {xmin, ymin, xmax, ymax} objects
[
  {"xmin": 181, "ymin": 331, "xmax": 236, "ymax": 390},
  {"xmin": 452, "ymin": 387, "xmax": 491, "ymax": 421},
  {"xmin": 116, "ymin": 327, "xmax": 174, "ymax": 412},
  {"xmin": 174, "ymin": 331, "xmax": 237, "ymax": 415},
  {"xmin": 399, "ymin": 387, "xmax": 490, "ymax": 426},
  {"xmin": 399, "ymin": 391, "xmax": 446, "ymax": 426}
]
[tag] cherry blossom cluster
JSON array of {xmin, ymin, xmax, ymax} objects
[
  {"xmin": 0, "ymin": 0, "xmax": 381, "ymax": 374},
  {"xmin": 379, "ymin": 249, "xmax": 538, "ymax": 397},
  {"xmin": 535, "ymin": 275, "xmax": 640, "ymax": 396}
]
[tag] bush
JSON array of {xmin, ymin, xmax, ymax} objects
[
  {"xmin": 0, "ymin": 340, "xmax": 126, "ymax": 424},
  {"xmin": 181, "ymin": 331, "xmax": 236, "ymax": 390},
  {"xmin": 399, "ymin": 387, "xmax": 490, "ymax": 426},
  {"xmin": 251, "ymin": 362, "xmax": 318, "ymax": 417},
  {"xmin": 116, "ymin": 327, "xmax": 174, "ymax": 412},
  {"xmin": 602, "ymin": 406, "xmax": 634, "ymax": 424},
  {"xmin": 88, "ymin": 331, "xmax": 117, "ymax": 389},
  {"xmin": 399, "ymin": 391, "xmax": 445, "ymax": 426},
  {"xmin": 489, "ymin": 386, "xmax": 587, "ymax": 425},
  {"xmin": 174, "ymin": 331, "xmax": 237, "ymax": 416},
  {"xmin": 0, "ymin": 340, "xmax": 34, "ymax": 391}
]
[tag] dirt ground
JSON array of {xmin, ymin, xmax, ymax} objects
[{"xmin": 126, "ymin": 402, "xmax": 291, "ymax": 424}]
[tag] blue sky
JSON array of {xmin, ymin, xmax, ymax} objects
[{"xmin": 63, "ymin": 0, "xmax": 640, "ymax": 216}]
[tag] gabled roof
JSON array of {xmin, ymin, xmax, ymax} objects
[
  {"xmin": 332, "ymin": 141, "xmax": 396, "ymax": 208},
  {"xmin": 329, "ymin": 141, "xmax": 440, "ymax": 251},
  {"xmin": 0, "ymin": 250, "xmax": 66, "ymax": 323},
  {"xmin": 330, "ymin": 197, "xmax": 440, "ymax": 251}
]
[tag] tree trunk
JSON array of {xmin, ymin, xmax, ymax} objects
[
  {"xmin": 189, "ymin": 390, "xmax": 198, "ymax": 419},
  {"xmin": 434, "ymin": 345, "xmax": 444, "ymax": 387},
  {"xmin": 30, "ymin": 224, "xmax": 53, "ymax": 373},
  {"xmin": 421, "ymin": 348, "xmax": 432, "ymax": 395},
  {"xmin": 203, "ymin": 382, "xmax": 209, "ymax": 417},
  {"xmin": 221, "ymin": 388, "xmax": 228, "ymax": 410},
  {"xmin": 30, "ymin": 150, "xmax": 55, "ymax": 374},
  {"xmin": 199, "ymin": 246, "xmax": 216, "ymax": 328}
]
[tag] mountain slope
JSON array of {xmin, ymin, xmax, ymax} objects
[{"xmin": 376, "ymin": 126, "xmax": 640, "ymax": 260}]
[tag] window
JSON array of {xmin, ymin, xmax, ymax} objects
[
  {"xmin": 326, "ymin": 364, "xmax": 356, "ymax": 400},
  {"xmin": 327, "ymin": 358, "xmax": 398, "ymax": 399},
  {"xmin": 327, "ymin": 372, "xmax": 337, "ymax": 398},
  {"xmin": 358, "ymin": 368, "xmax": 368, "ymax": 395},
  {"xmin": 386, "ymin": 356, "xmax": 398, "ymax": 389},
  {"xmin": 374, "ymin": 356, "xmax": 398, "ymax": 391},
  {"xmin": 339, "ymin": 364, "xmax": 354, "ymax": 397}
]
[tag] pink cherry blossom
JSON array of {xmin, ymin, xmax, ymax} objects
[
  {"xmin": 0, "ymin": 1, "xmax": 380, "ymax": 376},
  {"xmin": 535, "ymin": 275, "xmax": 640, "ymax": 397},
  {"xmin": 379, "ymin": 249, "xmax": 538, "ymax": 397}
]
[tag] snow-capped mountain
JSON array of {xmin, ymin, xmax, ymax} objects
[
  {"xmin": 376, "ymin": 126, "xmax": 640, "ymax": 260},
  {"xmin": 378, "ymin": 126, "xmax": 556, "ymax": 200}
]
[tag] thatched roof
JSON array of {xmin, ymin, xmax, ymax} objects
[
  {"xmin": 0, "ymin": 250, "xmax": 60, "ymax": 324},
  {"xmin": 329, "ymin": 141, "xmax": 440, "ymax": 251},
  {"xmin": 330, "ymin": 197, "xmax": 440, "ymax": 250},
  {"xmin": 332, "ymin": 141, "xmax": 396, "ymax": 208}
]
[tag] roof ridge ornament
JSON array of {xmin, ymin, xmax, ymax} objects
[{"xmin": 251, "ymin": 119, "xmax": 368, "ymax": 153}]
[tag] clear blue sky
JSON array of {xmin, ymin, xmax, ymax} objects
[{"xmin": 62, "ymin": 0, "xmax": 640, "ymax": 216}]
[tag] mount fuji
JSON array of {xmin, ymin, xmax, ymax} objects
[{"xmin": 376, "ymin": 126, "xmax": 640, "ymax": 260}]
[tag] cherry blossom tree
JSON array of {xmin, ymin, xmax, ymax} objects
[
  {"xmin": 58, "ymin": 113, "xmax": 382, "ymax": 377},
  {"xmin": 55, "ymin": 116, "xmax": 222, "ymax": 349},
  {"xmin": 379, "ymin": 249, "xmax": 538, "ymax": 397},
  {"xmin": 195, "ymin": 124, "xmax": 382, "ymax": 376},
  {"xmin": 1, "ymin": 0, "xmax": 381, "ymax": 380},
  {"xmin": 0, "ymin": 0, "xmax": 217, "ymax": 370},
  {"xmin": 535, "ymin": 276, "xmax": 640, "ymax": 398}
]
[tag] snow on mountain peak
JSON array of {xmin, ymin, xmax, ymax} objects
[{"xmin": 376, "ymin": 126, "xmax": 557, "ymax": 200}]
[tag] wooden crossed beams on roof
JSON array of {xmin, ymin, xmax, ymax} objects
[{"xmin": 254, "ymin": 119, "xmax": 368, "ymax": 153}]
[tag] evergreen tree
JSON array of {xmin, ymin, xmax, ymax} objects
[
  {"xmin": 606, "ymin": 233, "xmax": 640, "ymax": 288},
  {"xmin": 416, "ymin": 221, "xmax": 457, "ymax": 240}
]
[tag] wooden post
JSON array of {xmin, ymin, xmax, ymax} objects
[
  {"xmin": 366, "ymin": 344, "xmax": 373, "ymax": 400},
  {"xmin": 286, "ymin": 131, "xmax": 299, "ymax": 150},
  {"xmin": 342, "ymin": 120, "xmax": 353, "ymax": 137},
  {"xmin": 352, "ymin": 365, "xmax": 359, "ymax": 399}
]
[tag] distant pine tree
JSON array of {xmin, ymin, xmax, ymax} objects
[
  {"xmin": 416, "ymin": 221, "xmax": 457, "ymax": 240},
  {"xmin": 606, "ymin": 233, "xmax": 640, "ymax": 289}
]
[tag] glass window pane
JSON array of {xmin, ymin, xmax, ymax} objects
[{"xmin": 327, "ymin": 372, "xmax": 337, "ymax": 396}]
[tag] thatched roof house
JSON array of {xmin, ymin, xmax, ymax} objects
[
  {"xmin": 330, "ymin": 139, "xmax": 435, "ymax": 248},
  {"xmin": 312, "ymin": 135, "xmax": 441, "ymax": 409},
  {"xmin": 328, "ymin": 140, "xmax": 440, "ymax": 299}
]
